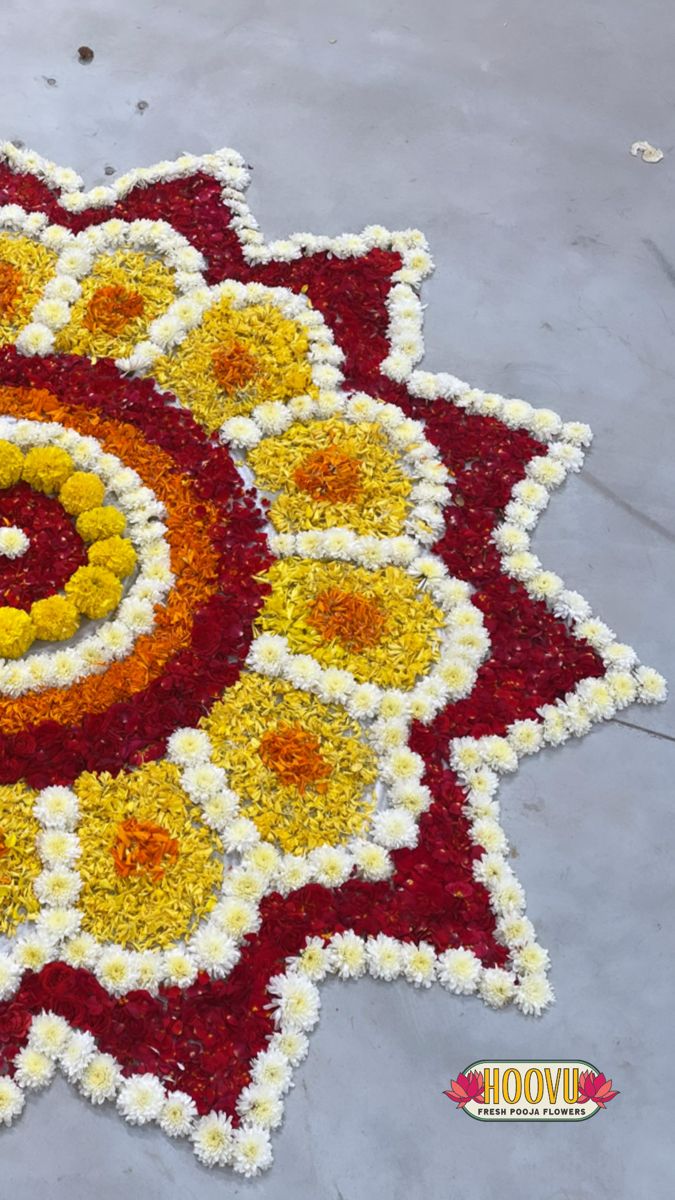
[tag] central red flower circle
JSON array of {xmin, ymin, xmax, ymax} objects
[{"xmin": 0, "ymin": 347, "xmax": 272, "ymax": 788}]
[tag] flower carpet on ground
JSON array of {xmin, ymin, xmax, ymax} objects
[{"xmin": 0, "ymin": 144, "xmax": 665, "ymax": 1175}]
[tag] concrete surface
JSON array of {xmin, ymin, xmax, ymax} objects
[{"xmin": 1, "ymin": 1, "xmax": 673, "ymax": 1197}]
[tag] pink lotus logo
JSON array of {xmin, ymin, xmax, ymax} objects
[{"xmin": 444, "ymin": 1060, "xmax": 619, "ymax": 1121}]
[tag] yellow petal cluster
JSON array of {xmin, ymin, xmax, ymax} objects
[
  {"xmin": 203, "ymin": 673, "xmax": 377, "ymax": 853},
  {"xmin": 0, "ymin": 782, "xmax": 40, "ymax": 935},
  {"xmin": 75, "ymin": 760, "xmax": 223, "ymax": 949},
  {"xmin": 56, "ymin": 249, "xmax": 176, "ymax": 359}
]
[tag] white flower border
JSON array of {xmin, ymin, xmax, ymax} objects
[{"xmin": 0, "ymin": 143, "xmax": 666, "ymax": 1174}]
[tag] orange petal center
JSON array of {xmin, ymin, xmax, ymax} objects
[
  {"xmin": 293, "ymin": 444, "xmax": 362, "ymax": 503},
  {"xmin": 211, "ymin": 341, "xmax": 258, "ymax": 391},
  {"xmin": 83, "ymin": 284, "xmax": 146, "ymax": 335},
  {"xmin": 258, "ymin": 723, "xmax": 332, "ymax": 793},
  {"xmin": 0, "ymin": 261, "xmax": 22, "ymax": 316},
  {"xmin": 308, "ymin": 586, "xmax": 387, "ymax": 651},
  {"xmin": 110, "ymin": 816, "xmax": 179, "ymax": 881}
]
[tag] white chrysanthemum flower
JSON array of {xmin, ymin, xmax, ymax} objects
[
  {"xmin": 117, "ymin": 1074, "xmax": 165, "ymax": 1124},
  {"xmin": 471, "ymin": 818, "xmax": 507, "ymax": 855},
  {"xmin": 247, "ymin": 842, "xmax": 280, "ymax": 879},
  {"xmin": 192, "ymin": 1112, "xmax": 234, "ymax": 1167},
  {"xmin": 166, "ymin": 726, "xmax": 211, "ymax": 765},
  {"xmin": 221, "ymin": 416, "xmax": 261, "ymax": 448},
  {"xmin": 221, "ymin": 817, "xmax": 260, "ymax": 854},
  {"xmin": 508, "ymin": 719, "xmax": 544, "ymax": 756},
  {"xmin": 97, "ymin": 948, "xmax": 139, "ymax": 996},
  {"xmin": 271, "ymin": 1029, "xmax": 309, "ymax": 1066},
  {"xmin": 539, "ymin": 704, "xmax": 570, "ymax": 746},
  {"xmin": 191, "ymin": 928, "xmax": 239, "ymax": 978},
  {"xmin": 346, "ymin": 681, "xmax": 382, "ymax": 719},
  {"xmin": 352, "ymin": 840, "xmax": 391, "ymax": 882},
  {"xmin": 479, "ymin": 737, "xmax": 518, "ymax": 773},
  {"xmin": 226, "ymin": 867, "xmax": 268, "ymax": 903},
  {"xmin": 371, "ymin": 717, "xmax": 408, "ymax": 751},
  {"xmin": 576, "ymin": 678, "xmax": 616, "ymax": 720},
  {"xmin": 275, "ymin": 854, "xmax": 313, "ymax": 895},
  {"xmin": 34, "ymin": 868, "xmax": 81, "ymax": 907},
  {"xmin": 61, "ymin": 931, "xmax": 100, "ymax": 970},
  {"xmin": 295, "ymin": 937, "xmax": 329, "ymax": 982},
  {"xmin": 437, "ymin": 947, "xmax": 481, "ymax": 994},
  {"xmin": 36, "ymin": 829, "xmax": 80, "ymax": 868},
  {"xmin": 529, "ymin": 570, "xmax": 564, "ymax": 601},
  {"xmin": 479, "ymin": 967, "xmax": 516, "ymax": 1008},
  {"xmin": 389, "ymin": 780, "xmax": 432, "ymax": 815},
  {"xmin": 328, "ymin": 931, "xmax": 367, "ymax": 979},
  {"xmin": 251, "ymin": 1048, "xmax": 293, "ymax": 1094},
  {"xmin": 495, "ymin": 878, "xmax": 526, "ymax": 912},
  {"xmin": 33, "ymin": 786, "xmax": 78, "ymax": 829},
  {"xmin": 163, "ymin": 949, "xmax": 198, "ymax": 989},
  {"xmin": 159, "ymin": 1090, "xmax": 197, "ymax": 1137},
  {"xmin": 493, "ymin": 524, "xmax": 530, "ymax": 554},
  {"xmin": 503, "ymin": 550, "xmax": 539, "ymax": 581},
  {"xmin": 636, "ymin": 666, "xmax": 667, "ymax": 704},
  {"xmin": 268, "ymin": 974, "xmax": 320, "ymax": 1032},
  {"xmin": 14, "ymin": 1045, "xmax": 55, "ymax": 1089},
  {"xmin": 318, "ymin": 666, "xmax": 354, "ymax": 703},
  {"xmin": 236, "ymin": 1081, "xmax": 284, "ymax": 1129},
  {"xmin": 59, "ymin": 1029, "xmax": 97, "ymax": 1081},
  {"xmin": 247, "ymin": 633, "xmax": 288, "ymax": 676},
  {"xmin": 365, "ymin": 934, "xmax": 402, "ymax": 981},
  {"xmin": 401, "ymin": 941, "xmax": 436, "ymax": 987},
  {"xmin": 135, "ymin": 951, "xmax": 164, "ymax": 994},
  {"xmin": 232, "ymin": 1125, "xmax": 273, "ymax": 1177},
  {"xmin": 515, "ymin": 973, "xmax": 554, "ymax": 1015},
  {"xmin": 384, "ymin": 747, "xmax": 423, "ymax": 784},
  {"xmin": 497, "ymin": 913, "xmax": 536, "ymax": 947},
  {"xmin": 201, "ymin": 789, "xmax": 239, "ymax": 830},
  {"xmin": 0, "ymin": 952, "xmax": 21, "ymax": 1001},
  {"xmin": 285, "ymin": 653, "xmax": 323, "ymax": 691},
  {"xmin": 0, "ymin": 525, "xmax": 29, "ymax": 558},
  {"xmin": 309, "ymin": 845, "xmax": 352, "ymax": 888},
  {"xmin": 212, "ymin": 897, "xmax": 260, "ymax": 941},
  {"xmin": 512, "ymin": 479, "xmax": 549, "ymax": 510},
  {"xmin": 561, "ymin": 420, "xmax": 592, "ymax": 446},
  {"xmin": 451, "ymin": 738, "xmax": 483, "ymax": 777},
  {"xmin": 512, "ymin": 942, "xmax": 550, "ymax": 974},
  {"xmin": 472, "ymin": 852, "xmax": 508, "ymax": 888},
  {"xmin": 180, "ymin": 761, "xmax": 227, "ymax": 802},
  {"xmin": 15, "ymin": 322, "xmax": 54, "ymax": 355},
  {"xmin": 79, "ymin": 1053, "xmax": 122, "ymax": 1103},
  {"xmin": 29, "ymin": 1011, "xmax": 70, "ymax": 1058},
  {"xmin": 527, "ymin": 456, "xmax": 567, "ymax": 488},
  {"xmin": 437, "ymin": 658, "xmax": 475, "ymax": 698},
  {"xmin": 528, "ymin": 408, "xmax": 562, "ymax": 440},
  {"xmin": 576, "ymin": 618, "xmax": 615, "ymax": 650},
  {"xmin": 607, "ymin": 670, "xmax": 638, "ymax": 708},
  {"xmin": 602, "ymin": 642, "xmax": 637, "ymax": 670},
  {"xmin": 0, "ymin": 1077, "xmax": 25, "ymax": 1126},
  {"xmin": 371, "ymin": 808, "xmax": 417, "ymax": 850}
]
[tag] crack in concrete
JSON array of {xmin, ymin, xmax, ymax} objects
[
  {"xmin": 581, "ymin": 471, "xmax": 675, "ymax": 544},
  {"xmin": 612, "ymin": 718, "xmax": 675, "ymax": 744}
]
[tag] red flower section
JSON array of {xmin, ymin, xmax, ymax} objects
[{"xmin": 0, "ymin": 483, "xmax": 87, "ymax": 609}]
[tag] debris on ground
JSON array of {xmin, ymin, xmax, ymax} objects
[{"xmin": 630, "ymin": 140, "xmax": 664, "ymax": 163}]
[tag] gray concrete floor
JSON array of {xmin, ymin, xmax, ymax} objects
[{"xmin": 1, "ymin": 2, "xmax": 674, "ymax": 1197}]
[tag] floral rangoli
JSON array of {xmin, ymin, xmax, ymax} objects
[{"xmin": 0, "ymin": 143, "xmax": 665, "ymax": 1175}]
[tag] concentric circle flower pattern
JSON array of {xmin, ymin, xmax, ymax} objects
[{"xmin": 0, "ymin": 143, "xmax": 665, "ymax": 1176}]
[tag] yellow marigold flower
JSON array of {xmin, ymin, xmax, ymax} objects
[
  {"xmin": 75, "ymin": 760, "xmax": 223, "ymax": 949},
  {"xmin": 22, "ymin": 446, "xmax": 74, "ymax": 494},
  {"xmin": 0, "ymin": 782, "xmax": 40, "ymax": 935},
  {"xmin": 59, "ymin": 470, "xmax": 106, "ymax": 516},
  {"xmin": 65, "ymin": 565, "xmax": 122, "ymax": 619},
  {"xmin": 87, "ymin": 534, "xmax": 137, "ymax": 579},
  {"xmin": 151, "ymin": 296, "xmax": 315, "ymax": 432},
  {"xmin": 0, "ymin": 440, "xmax": 24, "ymax": 488},
  {"xmin": 258, "ymin": 559, "xmax": 444, "ymax": 690},
  {"xmin": 75, "ymin": 505, "xmax": 126, "ymax": 543},
  {"xmin": 203, "ymin": 674, "xmax": 377, "ymax": 853},
  {"xmin": 0, "ymin": 607, "xmax": 34, "ymax": 658},
  {"xmin": 30, "ymin": 594, "xmax": 80, "ymax": 641}
]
